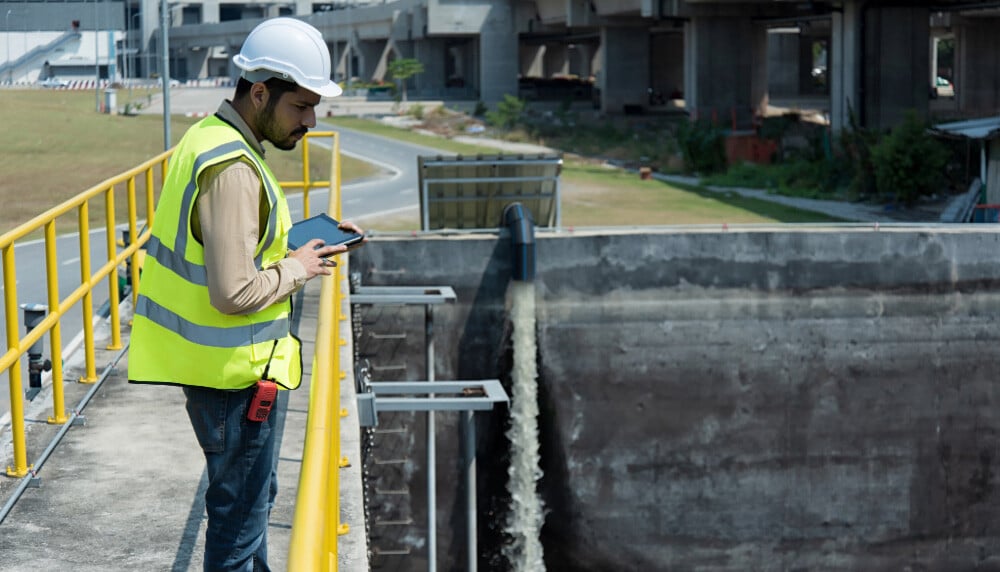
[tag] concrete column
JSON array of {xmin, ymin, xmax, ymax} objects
[
  {"xmin": 415, "ymin": 38, "xmax": 446, "ymax": 97},
  {"xmin": 183, "ymin": 48, "xmax": 208, "ymax": 79},
  {"xmin": 543, "ymin": 43, "xmax": 568, "ymax": 76},
  {"xmin": 227, "ymin": 44, "xmax": 241, "ymax": 80},
  {"xmin": 957, "ymin": 17, "xmax": 1000, "ymax": 115},
  {"xmin": 684, "ymin": 16, "xmax": 767, "ymax": 127},
  {"xmin": 567, "ymin": 0, "xmax": 595, "ymax": 27},
  {"xmin": 861, "ymin": 5, "xmax": 930, "ymax": 128},
  {"xmin": 332, "ymin": 40, "xmax": 348, "ymax": 82},
  {"xmin": 600, "ymin": 26, "xmax": 649, "ymax": 113},
  {"xmin": 522, "ymin": 44, "xmax": 544, "ymax": 77},
  {"xmin": 830, "ymin": 0, "xmax": 860, "ymax": 131},
  {"xmin": 357, "ymin": 39, "xmax": 381, "ymax": 81},
  {"xmin": 372, "ymin": 40, "xmax": 395, "ymax": 82},
  {"xmin": 768, "ymin": 30, "xmax": 799, "ymax": 98},
  {"xmin": 201, "ymin": 0, "xmax": 219, "ymax": 24},
  {"xmin": 295, "ymin": 0, "xmax": 311, "ymax": 16},
  {"xmin": 568, "ymin": 42, "xmax": 594, "ymax": 78},
  {"xmin": 478, "ymin": 0, "xmax": 518, "ymax": 102},
  {"xmin": 988, "ymin": 142, "xmax": 1000, "ymax": 204}
]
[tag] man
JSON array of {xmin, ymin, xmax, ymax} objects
[{"xmin": 128, "ymin": 17, "xmax": 360, "ymax": 571}]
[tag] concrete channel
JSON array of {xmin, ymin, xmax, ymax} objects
[{"xmin": 351, "ymin": 224, "xmax": 1000, "ymax": 571}]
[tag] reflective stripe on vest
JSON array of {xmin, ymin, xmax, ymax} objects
[{"xmin": 135, "ymin": 295, "xmax": 289, "ymax": 348}]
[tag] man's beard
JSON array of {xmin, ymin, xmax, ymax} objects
[{"xmin": 258, "ymin": 107, "xmax": 307, "ymax": 150}]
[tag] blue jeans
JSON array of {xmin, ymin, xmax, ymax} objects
[{"xmin": 184, "ymin": 385, "xmax": 287, "ymax": 572}]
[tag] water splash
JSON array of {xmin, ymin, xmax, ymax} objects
[{"xmin": 503, "ymin": 281, "xmax": 546, "ymax": 572}]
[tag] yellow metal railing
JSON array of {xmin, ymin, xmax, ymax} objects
[
  {"xmin": 1, "ymin": 131, "xmax": 348, "ymax": 568},
  {"xmin": 1, "ymin": 150, "xmax": 168, "ymax": 478},
  {"xmin": 288, "ymin": 132, "xmax": 351, "ymax": 570}
]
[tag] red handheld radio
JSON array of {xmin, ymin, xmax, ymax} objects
[
  {"xmin": 247, "ymin": 380, "xmax": 278, "ymax": 422},
  {"xmin": 247, "ymin": 340, "xmax": 280, "ymax": 422}
]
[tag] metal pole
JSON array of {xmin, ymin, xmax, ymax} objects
[
  {"xmin": 463, "ymin": 410, "xmax": 477, "ymax": 572},
  {"xmin": 124, "ymin": 0, "xmax": 130, "ymax": 87},
  {"xmin": 6, "ymin": 10, "xmax": 12, "ymax": 83},
  {"xmin": 132, "ymin": 12, "xmax": 141, "ymax": 89},
  {"xmin": 426, "ymin": 304, "xmax": 436, "ymax": 572},
  {"xmin": 94, "ymin": 0, "xmax": 100, "ymax": 112},
  {"xmin": 160, "ymin": 0, "xmax": 171, "ymax": 150}
]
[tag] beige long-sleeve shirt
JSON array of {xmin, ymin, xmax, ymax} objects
[{"xmin": 190, "ymin": 101, "xmax": 307, "ymax": 316}]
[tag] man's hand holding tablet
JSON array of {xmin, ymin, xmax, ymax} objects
[{"xmin": 287, "ymin": 214, "xmax": 366, "ymax": 277}]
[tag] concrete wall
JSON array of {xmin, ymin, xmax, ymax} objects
[{"xmin": 352, "ymin": 226, "xmax": 1000, "ymax": 571}]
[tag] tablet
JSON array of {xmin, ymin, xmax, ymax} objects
[{"xmin": 287, "ymin": 213, "xmax": 365, "ymax": 251}]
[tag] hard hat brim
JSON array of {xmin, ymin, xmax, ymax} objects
[{"xmin": 312, "ymin": 81, "xmax": 343, "ymax": 98}]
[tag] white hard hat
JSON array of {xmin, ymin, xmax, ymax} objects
[{"xmin": 233, "ymin": 17, "xmax": 342, "ymax": 98}]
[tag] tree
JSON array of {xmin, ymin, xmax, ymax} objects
[{"xmin": 387, "ymin": 58, "xmax": 425, "ymax": 102}]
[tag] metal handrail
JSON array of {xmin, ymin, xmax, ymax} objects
[
  {"xmin": 1, "ymin": 150, "xmax": 168, "ymax": 478},
  {"xmin": 0, "ymin": 129, "xmax": 345, "ymax": 548},
  {"xmin": 288, "ymin": 132, "xmax": 349, "ymax": 570}
]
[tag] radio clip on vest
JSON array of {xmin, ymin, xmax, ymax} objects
[{"xmin": 247, "ymin": 340, "xmax": 279, "ymax": 422}]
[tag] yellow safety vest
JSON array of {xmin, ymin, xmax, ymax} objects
[{"xmin": 128, "ymin": 115, "xmax": 302, "ymax": 390}]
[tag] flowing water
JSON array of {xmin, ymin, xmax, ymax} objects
[{"xmin": 503, "ymin": 281, "xmax": 546, "ymax": 571}]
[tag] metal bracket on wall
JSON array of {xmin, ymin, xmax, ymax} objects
[
  {"xmin": 351, "ymin": 285, "xmax": 457, "ymax": 306},
  {"xmin": 357, "ymin": 380, "xmax": 509, "ymax": 427}
]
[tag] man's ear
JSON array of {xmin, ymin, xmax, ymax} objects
[{"xmin": 249, "ymin": 81, "xmax": 269, "ymax": 110}]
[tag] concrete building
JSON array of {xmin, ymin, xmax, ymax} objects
[{"xmin": 2, "ymin": 0, "xmax": 1000, "ymax": 128}]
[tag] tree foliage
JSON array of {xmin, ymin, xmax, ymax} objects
[
  {"xmin": 387, "ymin": 58, "xmax": 425, "ymax": 102},
  {"xmin": 871, "ymin": 111, "xmax": 950, "ymax": 206}
]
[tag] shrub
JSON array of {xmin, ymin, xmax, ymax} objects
[
  {"xmin": 870, "ymin": 111, "xmax": 949, "ymax": 205},
  {"xmin": 408, "ymin": 104, "xmax": 424, "ymax": 120},
  {"xmin": 485, "ymin": 95, "xmax": 526, "ymax": 129},
  {"xmin": 677, "ymin": 119, "xmax": 727, "ymax": 174}
]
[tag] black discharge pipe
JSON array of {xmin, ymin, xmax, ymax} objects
[{"xmin": 502, "ymin": 203, "xmax": 536, "ymax": 282}]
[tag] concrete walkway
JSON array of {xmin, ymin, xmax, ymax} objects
[{"xmin": 0, "ymin": 276, "xmax": 368, "ymax": 572}]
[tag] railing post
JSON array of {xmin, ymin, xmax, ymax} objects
[
  {"xmin": 44, "ymin": 220, "xmax": 67, "ymax": 425},
  {"xmin": 19, "ymin": 303, "xmax": 51, "ymax": 401},
  {"xmin": 126, "ymin": 176, "xmax": 140, "ymax": 307},
  {"xmin": 3, "ymin": 244, "xmax": 29, "ymax": 478},
  {"xmin": 78, "ymin": 203, "xmax": 97, "ymax": 383},
  {"xmin": 145, "ymin": 167, "xmax": 156, "ymax": 226},
  {"xmin": 302, "ymin": 136, "xmax": 312, "ymax": 219},
  {"xmin": 105, "ymin": 186, "xmax": 123, "ymax": 350}
]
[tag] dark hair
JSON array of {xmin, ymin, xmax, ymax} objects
[{"xmin": 233, "ymin": 76, "xmax": 300, "ymax": 104}]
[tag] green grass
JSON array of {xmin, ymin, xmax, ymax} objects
[
  {"xmin": 562, "ymin": 163, "xmax": 843, "ymax": 225},
  {"xmin": 0, "ymin": 89, "xmax": 377, "ymax": 234},
  {"xmin": 323, "ymin": 117, "xmax": 844, "ymax": 230}
]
